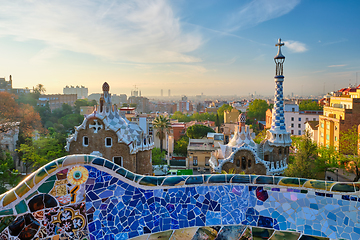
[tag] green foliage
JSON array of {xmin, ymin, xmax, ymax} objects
[
  {"xmin": 173, "ymin": 136, "xmax": 189, "ymax": 156},
  {"xmin": 247, "ymin": 99, "xmax": 269, "ymax": 122},
  {"xmin": 153, "ymin": 115, "xmax": 171, "ymax": 152},
  {"xmin": 217, "ymin": 104, "xmax": 233, "ymax": 124},
  {"xmin": 285, "ymin": 131, "xmax": 318, "ymax": 179},
  {"xmin": 152, "ymin": 148, "xmax": 166, "ymax": 165},
  {"xmin": 0, "ymin": 152, "xmax": 20, "ymax": 194},
  {"xmin": 74, "ymin": 99, "xmax": 96, "ymax": 114},
  {"xmin": 16, "ymin": 92, "xmax": 39, "ymax": 107},
  {"xmin": 17, "ymin": 134, "xmax": 68, "ymax": 174},
  {"xmin": 254, "ymin": 129, "xmax": 267, "ymax": 144},
  {"xmin": 170, "ymin": 111, "xmax": 217, "ymax": 123},
  {"xmin": 186, "ymin": 124, "xmax": 215, "ymax": 139},
  {"xmin": 299, "ymin": 100, "xmax": 323, "ymax": 111},
  {"xmin": 339, "ymin": 126, "xmax": 360, "ymax": 181},
  {"xmin": 286, "ymin": 131, "xmax": 341, "ymax": 179}
]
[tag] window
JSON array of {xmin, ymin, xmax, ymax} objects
[
  {"xmin": 241, "ymin": 157, "xmax": 246, "ymax": 170},
  {"xmin": 298, "ymin": 130, "xmax": 301, "ymax": 135},
  {"xmin": 236, "ymin": 159, "xmax": 240, "ymax": 167},
  {"xmin": 113, "ymin": 156, "xmax": 123, "ymax": 167},
  {"xmin": 335, "ymin": 136, "xmax": 337, "ymax": 141},
  {"xmin": 291, "ymin": 130, "xmax": 294, "ymax": 134},
  {"xmin": 248, "ymin": 159, "xmax": 252, "ymax": 168},
  {"xmin": 306, "ymin": 118, "xmax": 308, "ymax": 121},
  {"xmin": 105, "ymin": 137, "xmax": 112, "ymax": 147},
  {"xmin": 326, "ymin": 124, "xmax": 330, "ymax": 130},
  {"xmin": 83, "ymin": 136, "xmax": 89, "ymax": 146},
  {"xmin": 292, "ymin": 108, "xmax": 295, "ymax": 112},
  {"xmin": 291, "ymin": 123, "xmax": 294, "ymax": 128},
  {"xmin": 313, "ymin": 118, "xmax": 316, "ymax": 121},
  {"xmin": 298, "ymin": 124, "xmax": 301, "ymax": 128},
  {"xmin": 298, "ymin": 117, "xmax": 301, "ymax": 121},
  {"xmin": 291, "ymin": 117, "xmax": 294, "ymax": 121},
  {"xmin": 335, "ymin": 126, "xmax": 338, "ymax": 130},
  {"xmin": 193, "ymin": 156, "xmax": 198, "ymax": 166},
  {"xmin": 278, "ymin": 148, "xmax": 282, "ymax": 154},
  {"xmin": 326, "ymin": 134, "xmax": 329, "ymax": 140},
  {"xmin": 321, "ymin": 132, "xmax": 324, "ymax": 138},
  {"xmin": 321, "ymin": 123, "xmax": 324, "ymax": 128},
  {"xmin": 205, "ymin": 157, "xmax": 210, "ymax": 166}
]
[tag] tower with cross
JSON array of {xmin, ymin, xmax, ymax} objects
[{"xmin": 266, "ymin": 38, "xmax": 292, "ymax": 148}]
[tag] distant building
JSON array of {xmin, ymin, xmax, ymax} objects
[
  {"xmin": 128, "ymin": 96, "xmax": 150, "ymax": 113},
  {"xmin": 187, "ymin": 138, "xmax": 218, "ymax": 174},
  {"xmin": 38, "ymin": 94, "xmax": 77, "ymax": 111},
  {"xmin": 224, "ymin": 108, "xmax": 240, "ymax": 123},
  {"xmin": 66, "ymin": 82, "xmax": 154, "ymax": 175},
  {"xmin": 63, "ymin": 85, "xmax": 88, "ymax": 99},
  {"xmin": 266, "ymin": 104, "xmax": 322, "ymax": 135},
  {"xmin": 305, "ymin": 121, "xmax": 319, "ymax": 142},
  {"xmin": 0, "ymin": 76, "xmax": 12, "ymax": 92},
  {"xmin": 318, "ymin": 87, "xmax": 360, "ymax": 151}
]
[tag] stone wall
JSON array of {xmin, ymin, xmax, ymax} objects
[{"xmin": 0, "ymin": 155, "xmax": 360, "ymax": 240}]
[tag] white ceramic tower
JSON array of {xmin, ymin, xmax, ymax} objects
[{"xmin": 266, "ymin": 39, "xmax": 292, "ymax": 146}]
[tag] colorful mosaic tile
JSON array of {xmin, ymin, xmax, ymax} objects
[{"xmin": 0, "ymin": 155, "xmax": 359, "ymax": 239}]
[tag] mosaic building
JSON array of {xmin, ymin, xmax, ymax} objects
[
  {"xmin": 65, "ymin": 82, "xmax": 154, "ymax": 175},
  {"xmin": 209, "ymin": 39, "xmax": 291, "ymax": 175},
  {"xmin": 0, "ymin": 154, "xmax": 359, "ymax": 239}
]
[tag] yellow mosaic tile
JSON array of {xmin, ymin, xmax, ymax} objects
[
  {"xmin": 55, "ymin": 179, "xmax": 68, "ymax": 186},
  {"xmin": 14, "ymin": 183, "xmax": 30, "ymax": 198},
  {"xmin": 49, "ymin": 187, "xmax": 57, "ymax": 197},
  {"xmin": 2, "ymin": 191, "xmax": 17, "ymax": 207},
  {"xmin": 56, "ymin": 185, "xmax": 67, "ymax": 196},
  {"xmin": 25, "ymin": 175, "xmax": 35, "ymax": 189},
  {"xmin": 303, "ymin": 180, "xmax": 332, "ymax": 190},
  {"xmin": 34, "ymin": 169, "xmax": 49, "ymax": 185}
]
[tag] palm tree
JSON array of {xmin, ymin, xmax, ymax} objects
[{"xmin": 153, "ymin": 115, "xmax": 171, "ymax": 152}]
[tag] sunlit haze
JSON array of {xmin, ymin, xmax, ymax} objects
[{"xmin": 1, "ymin": 0, "xmax": 359, "ymax": 97}]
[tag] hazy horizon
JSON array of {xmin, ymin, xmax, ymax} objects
[{"xmin": 1, "ymin": 0, "xmax": 359, "ymax": 97}]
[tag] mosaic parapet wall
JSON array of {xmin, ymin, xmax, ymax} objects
[{"xmin": 0, "ymin": 156, "xmax": 360, "ymax": 240}]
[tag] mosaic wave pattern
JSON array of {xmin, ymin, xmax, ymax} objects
[{"xmin": 0, "ymin": 155, "xmax": 360, "ymax": 239}]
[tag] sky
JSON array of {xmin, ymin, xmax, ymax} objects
[{"xmin": 1, "ymin": 0, "xmax": 360, "ymax": 97}]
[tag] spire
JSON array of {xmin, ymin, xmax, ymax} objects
[
  {"xmin": 274, "ymin": 38, "xmax": 285, "ymax": 77},
  {"xmin": 266, "ymin": 38, "xmax": 292, "ymax": 147}
]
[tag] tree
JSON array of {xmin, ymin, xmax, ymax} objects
[
  {"xmin": 247, "ymin": 99, "xmax": 269, "ymax": 123},
  {"xmin": 299, "ymin": 100, "xmax": 323, "ymax": 111},
  {"xmin": 0, "ymin": 92, "xmax": 20, "ymax": 133},
  {"xmin": 18, "ymin": 104, "xmax": 43, "ymax": 138},
  {"xmin": 285, "ymin": 130, "xmax": 318, "ymax": 179},
  {"xmin": 0, "ymin": 151, "xmax": 20, "ymax": 194},
  {"xmin": 217, "ymin": 104, "xmax": 233, "ymax": 124},
  {"xmin": 254, "ymin": 129, "xmax": 267, "ymax": 144},
  {"xmin": 339, "ymin": 126, "xmax": 360, "ymax": 181},
  {"xmin": 186, "ymin": 124, "xmax": 215, "ymax": 139},
  {"xmin": 74, "ymin": 99, "xmax": 96, "ymax": 114},
  {"xmin": 34, "ymin": 84, "xmax": 46, "ymax": 94},
  {"xmin": 173, "ymin": 136, "xmax": 189, "ymax": 156},
  {"xmin": 153, "ymin": 115, "xmax": 171, "ymax": 152},
  {"xmin": 152, "ymin": 148, "xmax": 166, "ymax": 165}
]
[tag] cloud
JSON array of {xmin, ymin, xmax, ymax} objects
[
  {"xmin": 227, "ymin": 0, "xmax": 300, "ymax": 31},
  {"xmin": 0, "ymin": 0, "xmax": 202, "ymax": 63},
  {"xmin": 328, "ymin": 64, "xmax": 346, "ymax": 68},
  {"xmin": 283, "ymin": 40, "xmax": 308, "ymax": 53}
]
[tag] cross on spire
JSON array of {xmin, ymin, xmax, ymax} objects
[{"xmin": 275, "ymin": 38, "xmax": 284, "ymax": 50}]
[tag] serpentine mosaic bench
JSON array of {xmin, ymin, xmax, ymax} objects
[{"xmin": 0, "ymin": 155, "xmax": 359, "ymax": 240}]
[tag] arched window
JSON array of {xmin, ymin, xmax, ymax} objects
[
  {"xmin": 248, "ymin": 159, "xmax": 252, "ymax": 168},
  {"xmin": 278, "ymin": 148, "xmax": 282, "ymax": 154},
  {"xmin": 241, "ymin": 157, "xmax": 246, "ymax": 170},
  {"xmin": 236, "ymin": 159, "xmax": 240, "ymax": 167}
]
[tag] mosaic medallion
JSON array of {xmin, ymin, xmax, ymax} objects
[{"xmin": 67, "ymin": 166, "xmax": 88, "ymax": 185}]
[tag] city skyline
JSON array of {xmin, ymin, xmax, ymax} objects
[{"xmin": 0, "ymin": 0, "xmax": 359, "ymax": 96}]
